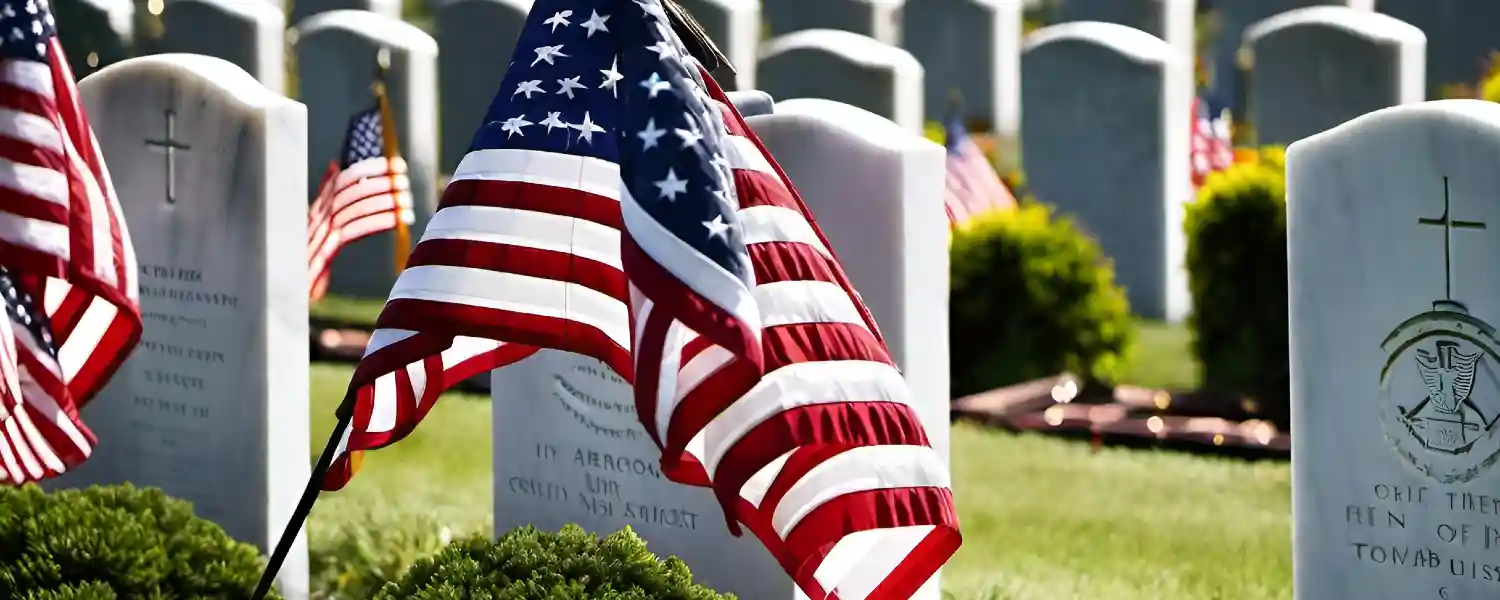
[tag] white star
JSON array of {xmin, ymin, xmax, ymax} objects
[
  {"xmin": 24, "ymin": 0, "xmax": 35, "ymax": 14},
  {"xmin": 637, "ymin": 118, "xmax": 667, "ymax": 150},
  {"xmin": 532, "ymin": 44, "xmax": 567, "ymax": 67},
  {"xmin": 30, "ymin": 20, "xmax": 39, "ymax": 34},
  {"xmin": 646, "ymin": 41, "xmax": 676, "ymax": 60},
  {"xmin": 1, "ymin": 5, "xmax": 14, "ymax": 17},
  {"xmin": 674, "ymin": 121, "xmax": 703, "ymax": 149},
  {"xmin": 556, "ymin": 76, "xmax": 586, "ymax": 99},
  {"xmin": 640, "ymin": 72, "xmax": 671, "ymax": 99},
  {"xmin": 573, "ymin": 111, "xmax": 605, "ymax": 144},
  {"xmin": 9, "ymin": 28, "xmax": 21, "ymax": 41},
  {"xmin": 543, "ymin": 10, "xmax": 572, "ymax": 32},
  {"xmin": 500, "ymin": 115, "xmax": 533, "ymax": 138},
  {"xmin": 704, "ymin": 215, "xmax": 731, "ymax": 241},
  {"xmin": 513, "ymin": 79, "xmax": 545, "ymax": 98},
  {"xmin": 540, "ymin": 112, "xmax": 568, "ymax": 134},
  {"xmin": 709, "ymin": 185, "xmax": 732, "ymax": 207},
  {"xmin": 634, "ymin": 0, "xmax": 666, "ymax": 21},
  {"xmin": 600, "ymin": 57, "xmax": 624, "ymax": 97},
  {"xmin": 710, "ymin": 152, "xmax": 731, "ymax": 175},
  {"xmin": 581, "ymin": 10, "xmax": 610, "ymax": 37},
  {"xmin": 655, "ymin": 168, "xmax": 688, "ymax": 201}
]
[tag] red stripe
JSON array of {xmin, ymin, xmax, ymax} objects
[
  {"xmin": 405, "ymin": 237, "xmax": 627, "ymax": 303},
  {"xmin": 442, "ymin": 178, "xmax": 623, "ymax": 230}
]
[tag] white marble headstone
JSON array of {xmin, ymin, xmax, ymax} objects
[
  {"xmin": 764, "ymin": 0, "xmax": 903, "ymax": 45},
  {"xmin": 676, "ymin": 0, "xmax": 761, "ymax": 91},
  {"xmin": 289, "ymin": 0, "xmax": 400, "ymax": 30},
  {"xmin": 1288, "ymin": 99, "xmax": 1500, "ymax": 600},
  {"xmin": 1377, "ymin": 0, "xmax": 1500, "ymax": 98},
  {"xmin": 1020, "ymin": 21, "xmax": 1192, "ymax": 322},
  {"xmin": 726, "ymin": 89, "xmax": 775, "ymax": 117},
  {"xmin": 293, "ymin": 10, "xmax": 438, "ymax": 298},
  {"xmin": 900, "ymin": 0, "xmax": 1022, "ymax": 138},
  {"xmin": 54, "ymin": 0, "xmax": 133, "ymax": 79},
  {"xmin": 435, "ymin": 0, "xmax": 530, "ymax": 174},
  {"xmin": 161, "ymin": 0, "xmax": 285, "ymax": 92},
  {"xmin": 1246, "ymin": 6, "xmax": 1425, "ymax": 147},
  {"xmin": 55, "ymin": 54, "xmax": 310, "ymax": 599},
  {"xmin": 757, "ymin": 29, "xmax": 924, "ymax": 132}
]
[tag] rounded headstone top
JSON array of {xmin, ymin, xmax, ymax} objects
[
  {"xmin": 85, "ymin": 53, "xmax": 297, "ymax": 110},
  {"xmin": 758, "ymin": 98, "xmax": 936, "ymax": 151},
  {"xmin": 292, "ymin": 9, "xmax": 439, "ymax": 55},
  {"xmin": 435, "ymin": 0, "xmax": 532, "ymax": 11},
  {"xmin": 77, "ymin": 0, "xmax": 134, "ymax": 33},
  {"xmin": 1022, "ymin": 21, "xmax": 1175, "ymax": 65},
  {"xmin": 1244, "ymin": 6, "xmax": 1426, "ymax": 45},
  {"xmin": 166, "ymin": 0, "xmax": 283, "ymax": 26},
  {"xmin": 1289, "ymin": 100, "xmax": 1500, "ymax": 162},
  {"xmin": 758, "ymin": 29, "xmax": 922, "ymax": 75}
]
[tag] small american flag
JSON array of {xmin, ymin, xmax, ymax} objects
[
  {"xmin": 0, "ymin": 0, "xmax": 141, "ymax": 485},
  {"xmin": 307, "ymin": 104, "xmax": 413, "ymax": 301},
  {"xmin": 1190, "ymin": 96, "xmax": 1234, "ymax": 189},
  {"xmin": 943, "ymin": 116, "xmax": 1014, "ymax": 228},
  {"xmin": 321, "ymin": 0, "xmax": 960, "ymax": 597}
]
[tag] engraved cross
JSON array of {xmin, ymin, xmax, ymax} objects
[
  {"xmin": 143, "ymin": 109, "xmax": 191, "ymax": 204},
  {"xmin": 1418, "ymin": 177, "xmax": 1486, "ymax": 301}
]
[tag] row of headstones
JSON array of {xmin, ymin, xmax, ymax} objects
[{"xmin": 47, "ymin": 51, "xmax": 953, "ymax": 600}]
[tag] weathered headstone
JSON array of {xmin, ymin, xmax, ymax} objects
[
  {"xmin": 676, "ymin": 0, "xmax": 760, "ymax": 90},
  {"xmin": 294, "ymin": 9, "xmax": 438, "ymax": 297},
  {"xmin": 54, "ymin": 54, "xmax": 309, "ymax": 598},
  {"xmin": 1020, "ymin": 21, "xmax": 1192, "ymax": 321},
  {"xmin": 54, "ymin": 0, "xmax": 133, "ymax": 78},
  {"xmin": 726, "ymin": 89, "xmax": 774, "ymax": 116},
  {"xmin": 900, "ymin": 0, "xmax": 1021, "ymax": 138},
  {"xmin": 1207, "ymin": 0, "xmax": 1358, "ymax": 115},
  {"xmin": 1287, "ymin": 99, "xmax": 1500, "ymax": 600},
  {"xmin": 161, "ymin": 0, "xmax": 285, "ymax": 92},
  {"xmin": 435, "ymin": 0, "xmax": 529, "ymax": 175},
  {"xmin": 764, "ymin": 0, "xmax": 903, "ymax": 45},
  {"xmin": 757, "ymin": 29, "xmax": 924, "ymax": 132},
  {"xmin": 1246, "ymin": 6, "xmax": 1425, "ymax": 147},
  {"xmin": 1376, "ymin": 0, "xmax": 1500, "ymax": 99},
  {"xmin": 1053, "ymin": 0, "xmax": 1196, "ymax": 64},
  {"xmin": 289, "ymin": 0, "xmax": 399, "ymax": 30}
]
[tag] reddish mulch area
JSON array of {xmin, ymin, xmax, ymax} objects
[{"xmin": 952, "ymin": 374, "xmax": 1289, "ymax": 459}]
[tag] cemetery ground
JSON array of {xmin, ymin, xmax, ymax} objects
[{"xmin": 304, "ymin": 300, "xmax": 1286, "ymax": 599}]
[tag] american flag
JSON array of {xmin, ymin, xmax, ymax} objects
[
  {"xmin": 942, "ymin": 115, "xmax": 1014, "ymax": 228},
  {"xmin": 0, "ymin": 0, "xmax": 141, "ymax": 485},
  {"xmin": 307, "ymin": 104, "xmax": 413, "ymax": 301},
  {"xmin": 321, "ymin": 0, "xmax": 960, "ymax": 597},
  {"xmin": 1190, "ymin": 96, "xmax": 1234, "ymax": 189}
]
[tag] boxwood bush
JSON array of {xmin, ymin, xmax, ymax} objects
[
  {"xmin": 1183, "ymin": 147, "xmax": 1289, "ymax": 425},
  {"xmin": 0, "ymin": 483, "xmax": 278, "ymax": 599},
  {"xmin": 949, "ymin": 201, "xmax": 1134, "ymax": 396},
  {"xmin": 373, "ymin": 524, "xmax": 732, "ymax": 599}
]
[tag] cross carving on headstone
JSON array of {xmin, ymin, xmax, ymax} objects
[
  {"xmin": 143, "ymin": 109, "xmax": 191, "ymax": 204},
  {"xmin": 1418, "ymin": 177, "xmax": 1487, "ymax": 301}
]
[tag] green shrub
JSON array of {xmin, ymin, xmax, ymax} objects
[
  {"xmin": 0, "ymin": 483, "xmax": 279, "ymax": 599},
  {"xmin": 949, "ymin": 201, "xmax": 1135, "ymax": 395},
  {"xmin": 309, "ymin": 496, "xmax": 460, "ymax": 599},
  {"xmin": 1184, "ymin": 148, "xmax": 1289, "ymax": 425},
  {"xmin": 373, "ymin": 524, "xmax": 734, "ymax": 600}
]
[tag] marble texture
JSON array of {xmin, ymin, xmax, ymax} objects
[
  {"xmin": 726, "ymin": 89, "xmax": 775, "ymax": 116},
  {"xmin": 435, "ymin": 0, "xmax": 530, "ymax": 174},
  {"xmin": 1247, "ymin": 6, "xmax": 1425, "ymax": 147},
  {"xmin": 290, "ymin": 0, "xmax": 400, "ymax": 30},
  {"xmin": 161, "ymin": 0, "xmax": 285, "ymax": 92},
  {"xmin": 1053, "ymin": 0, "xmax": 1196, "ymax": 65},
  {"xmin": 1287, "ymin": 99, "xmax": 1500, "ymax": 600},
  {"xmin": 57, "ymin": 54, "xmax": 310, "ymax": 599},
  {"xmin": 293, "ymin": 10, "xmax": 438, "ymax": 297},
  {"xmin": 1020, "ymin": 21, "xmax": 1192, "ymax": 322},
  {"xmin": 757, "ymin": 29, "xmax": 924, "ymax": 132},
  {"xmin": 1207, "ymin": 0, "xmax": 1360, "ymax": 114},
  {"xmin": 901, "ymin": 0, "xmax": 1021, "ymax": 138},
  {"xmin": 54, "ymin": 0, "xmax": 133, "ymax": 79},
  {"xmin": 1376, "ymin": 0, "xmax": 1500, "ymax": 98},
  {"xmin": 676, "ymin": 0, "xmax": 760, "ymax": 91},
  {"xmin": 764, "ymin": 0, "xmax": 904, "ymax": 45}
]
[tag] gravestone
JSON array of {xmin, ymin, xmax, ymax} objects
[
  {"xmin": 435, "ymin": 0, "xmax": 529, "ymax": 174},
  {"xmin": 726, "ymin": 89, "xmax": 774, "ymax": 117},
  {"xmin": 1053, "ymin": 0, "xmax": 1196, "ymax": 64},
  {"xmin": 1376, "ymin": 0, "xmax": 1500, "ymax": 99},
  {"xmin": 54, "ymin": 0, "xmax": 133, "ymax": 78},
  {"xmin": 1287, "ymin": 99, "xmax": 1500, "ymax": 600},
  {"xmin": 1207, "ymin": 0, "xmax": 1354, "ymax": 115},
  {"xmin": 676, "ymin": 0, "xmax": 760, "ymax": 90},
  {"xmin": 55, "ymin": 54, "xmax": 309, "ymax": 598},
  {"xmin": 1246, "ymin": 6, "xmax": 1425, "ymax": 147},
  {"xmin": 764, "ymin": 0, "xmax": 903, "ymax": 45},
  {"xmin": 294, "ymin": 10, "xmax": 438, "ymax": 298},
  {"xmin": 900, "ymin": 0, "xmax": 1021, "ymax": 138},
  {"xmin": 757, "ymin": 29, "xmax": 924, "ymax": 132},
  {"xmin": 161, "ymin": 0, "xmax": 285, "ymax": 92},
  {"xmin": 289, "ymin": 0, "xmax": 399, "ymax": 30},
  {"xmin": 1020, "ymin": 21, "xmax": 1192, "ymax": 321}
]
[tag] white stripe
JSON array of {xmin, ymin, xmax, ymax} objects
[
  {"xmin": 652, "ymin": 319, "xmax": 690, "ymax": 438},
  {"xmin": 0, "ymin": 155, "xmax": 68, "ymax": 206},
  {"xmin": 17, "ymin": 376, "xmax": 91, "ymax": 461},
  {"xmin": 367, "ymin": 365, "xmax": 400, "ymax": 432},
  {"xmin": 335, "ymin": 156, "xmax": 408, "ymax": 190},
  {"xmin": 0, "ymin": 212, "xmax": 68, "ymax": 260},
  {"xmin": 737, "ymin": 205, "xmax": 830, "ymax": 256},
  {"xmin": 364, "ymin": 328, "xmax": 417, "ymax": 357},
  {"xmin": 1, "ymin": 415, "xmax": 41, "ymax": 479},
  {"xmin": 724, "ymin": 135, "xmax": 776, "ymax": 177},
  {"xmin": 59, "ymin": 116, "xmax": 119, "ymax": 289},
  {"xmin": 740, "ymin": 448, "xmax": 795, "ymax": 507},
  {"xmin": 422, "ymin": 204, "xmax": 623, "ymax": 270},
  {"xmin": 6, "ymin": 374, "xmax": 64, "ymax": 474},
  {"xmin": 439, "ymin": 336, "xmax": 506, "ymax": 370},
  {"xmin": 55, "ymin": 297, "xmax": 116, "ymax": 382},
  {"xmin": 813, "ymin": 526, "xmax": 938, "ymax": 600},
  {"xmin": 0, "ymin": 107, "xmax": 62, "ymax": 153},
  {"xmin": 756, "ymin": 280, "xmax": 867, "ymax": 328},
  {"xmin": 771, "ymin": 445, "xmax": 949, "ymax": 537},
  {"xmin": 453, "ymin": 148, "xmax": 621, "ymax": 201},
  {"xmin": 1, "ymin": 60, "xmax": 54, "ymax": 99},
  {"xmin": 332, "ymin": 175, "xmax": 409, "ymax": 213}
]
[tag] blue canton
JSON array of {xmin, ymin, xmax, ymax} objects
[
  {"xmin": 341, "ymin": 107, "xmax": 384, "ymax": 168},
  {"xmin": 0, "ymin": 266, "xmax": 56, "ymax": 360},
  {"xmin": 0, "ymin": 0, "xmax": 56, "ymax": 63}
]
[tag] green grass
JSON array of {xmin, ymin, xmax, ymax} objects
[
  {"xmin": 306, "ymin": 362, "xmax": 1289, "ymax": 600},
  {"xmin": 310, "ymin": 295, "xmax": 386, "ymax": 328},
  {"xmin": 1118, "ymin": 320, "xmax": 1199, "ymax": 390}
]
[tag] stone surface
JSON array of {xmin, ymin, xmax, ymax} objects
[
  {"xmin": 900, "ymin": 0, "xmax": 1021, "ymax": 137},
  {"xmin": 1020, "ymin": 21, "xmax": 1192, "ymax": 321},
  {"xmin": 161, "ymin": 0, "xmax": 285, "ymax": 92},
  {"xmin": 1247, "ymin": 6, "xmax": 1425, "ymax": 147},
  {"xmin": 1287, "ymin": 99, "xmax": 1500, "ymax": 600},
  {"xmin": 289, "ymin": 0, "xmax": 399, "ymax": 30},
  {"xmin": 676, "ymin": 0, "xmax": 760, "ymax": 91},
  {"xmin": 294, "ymin": 10, "xmax": 438, "ymax": 297},
  {"xmin": 1207, "ymin": 0, "xmax": 1355, "ymax": 114},
  {"xmin": 726, "ymin": 89, "xmax": 774, "ymax": 116},
  {"xmin": 1376, "ymin": 0, "xmax": 1500, "ymax": 98},
  {"xmin": 764, "ymin": 0, "xmax": 903, "ymax": 45},
  {"xmin": 435, "ymin": 0, "xmax": 529, "ymax": 174},
  {"xmin": 1053, "ymin": 0, "xmax": 1196, "ymax": 63},
  {"xmin": 757, "ymin": 29, "xmax": 924, "ymax": 132},
  {"xmin": 54, "ymin": 54, "xmax": 310, "ymax": 598},
  {"xmin": 54, "ymin": 0, "xmax": 133, "ymax": 79}
]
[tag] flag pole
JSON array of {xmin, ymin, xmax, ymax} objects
[{"xmin": 372, "ymin": 48, "xmax": 410, "ymax": 276}]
